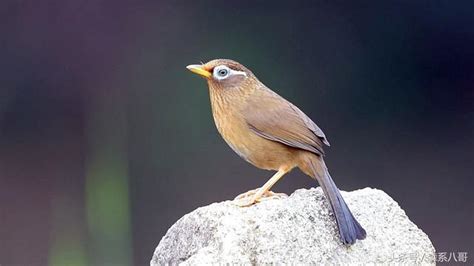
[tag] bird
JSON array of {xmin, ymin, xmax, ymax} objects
[{"xmin": 186, "ymin": 59, "xmax": 366, "ymax": 245}]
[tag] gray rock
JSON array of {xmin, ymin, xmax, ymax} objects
[{"xmin": 151, "ymin": 187, "xmax": 435, "ymax": 265}]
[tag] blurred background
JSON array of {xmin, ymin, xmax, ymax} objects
[{"xmin": 1, "ymin": 1, "xmax": 473, "ymax": 265}]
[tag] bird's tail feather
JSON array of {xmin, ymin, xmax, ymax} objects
[{"xmin": 307, "ymin": 156, "xmax": 366, "ymax": 245}]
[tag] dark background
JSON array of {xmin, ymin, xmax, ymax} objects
[{"xmin": 1, "ymin": 1, "xmax": 473, "ymax": 265}]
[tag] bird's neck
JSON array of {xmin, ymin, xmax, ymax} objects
[{"xmin": 208, "ymin": 87, "xmax": 240, "ymax": 118}]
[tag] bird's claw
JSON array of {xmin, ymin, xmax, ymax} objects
[
  {"xmin": 259, "ymin": 192, "xmax": 288, "ymax": 201},
  {"xmin": 234, "ymin": 188, "xmax": 259, "ymax": 200},
  {"xmin": 232, "ymin": 189, "xmax": 288, "ymax": 207},
  {"xmin": 233, "ymin": 197, "xmax": 257, "ymax": 207}
]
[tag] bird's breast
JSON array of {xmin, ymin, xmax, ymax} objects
[
  {"xmin": 211, "ymin": 101, "xmax": 254, "ymax": 163},
  {"xmin": 209, "ymin": 92, "xmax": 295, "ymax": 170}
]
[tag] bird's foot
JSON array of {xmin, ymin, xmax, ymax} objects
[
  {"xmin": 258, "ymin": 192, "xmax": 288, "ymax": 201},
  {"xmin": 234, "ymin": 188, "xmax": 259, "ymax": 200},
  {"xmin": 233, "ymin": 197, "xmax": 257, "ymax": 207},
  {"xmin": 234, "ymin": 189, "xmax": 288, "ymax": 200},
  {"xmin": 233, "ymin": 189, "xmax": 288, "ymax": 207}
]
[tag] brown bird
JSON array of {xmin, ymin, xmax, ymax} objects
[{"xmin": 186, "ymin": 59, "xmax": 366, "ymax": 245}]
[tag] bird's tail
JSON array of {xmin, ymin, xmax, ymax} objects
[{"xmin": 305, "ymin": 155, "xmax": 366, "ymax": 245}]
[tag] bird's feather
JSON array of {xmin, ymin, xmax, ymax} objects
[{"xmin": 243, "ymin": 88, "xmax": 329, "ymax": 156}]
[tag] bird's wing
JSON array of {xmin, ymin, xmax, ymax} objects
[{"xmin": 243, "ymin": 88, "xmax": 330, "ymax": 156}]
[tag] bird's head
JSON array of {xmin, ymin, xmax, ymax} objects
[{"xmin": 186, "ymin": 59, "xmax": 256, "ymax": 91}]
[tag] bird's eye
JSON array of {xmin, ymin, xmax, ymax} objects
[
  {"xmin": 218, "ymin": 69, "xmax": 228, "ymax": 77},
  {"xmin": 213, "ymin": 66, "xmax": 230, "ymax": 79}
]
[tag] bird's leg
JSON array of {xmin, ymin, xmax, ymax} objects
[{"xmin": 233, "ymin": 167, "xmax": 290, "ymax": 207}]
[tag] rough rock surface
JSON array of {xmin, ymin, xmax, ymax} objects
[{"xmin": 151, "ymin": 187, "xmax": 435, "ymax": 265}]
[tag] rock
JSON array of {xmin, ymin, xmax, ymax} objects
[{"xmin": 151, "ymin": 187, "xmax": 435, "ymax": 265}]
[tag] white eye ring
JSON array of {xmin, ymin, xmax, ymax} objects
[
  {"xmin": 212, "ymin": 65, "xmax": 247, "ymax": 81},
  {"xmin": 213, "ymin": 65, "xmax": 231, "ymax": 80}
]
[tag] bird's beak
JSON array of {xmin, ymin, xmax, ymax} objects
[{"xmin": 186, "ymin": 64, "xmax": 212, "ymax": 79}]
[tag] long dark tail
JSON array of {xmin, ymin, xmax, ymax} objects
[{"xmin": 306, "ymin": 155, "xmax": 366, "ymax": 245}]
